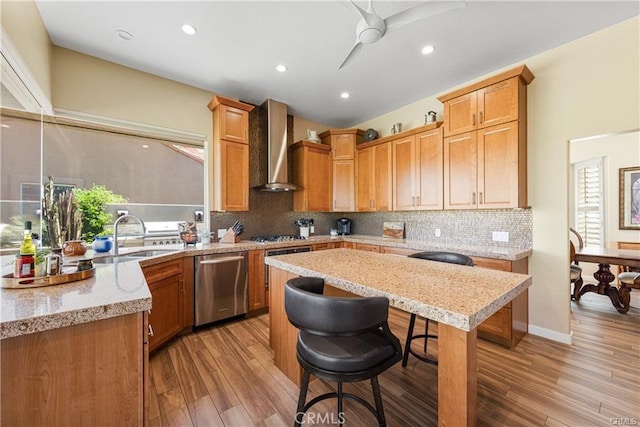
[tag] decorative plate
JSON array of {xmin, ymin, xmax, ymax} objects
[{"xmin": 364, "ymin": 128, "xmax": 378, "ymax": 141}]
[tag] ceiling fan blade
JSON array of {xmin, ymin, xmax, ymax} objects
[
  {"xmin": 338, "ymin": 40, "xmax": 363, "ymax": 70},
  {"xmin": 349, "ymin": 0, "xmax": 380, "ymax": 27},
  {"xmin": 385, "ymin": 1, "xmax": 466, "ymax": 33}
]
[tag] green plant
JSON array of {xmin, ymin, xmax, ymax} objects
[
  {"xmin": 42, "ymin": 177, "xmax": 82, "ymax": 249},
  {"xmin": 75, "ymin": 185, "xmax": 126, "ymax": 242}
]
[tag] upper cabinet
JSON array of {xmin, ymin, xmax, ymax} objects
[
  {"xmin": 292, "ymin": 141, "xmax": 332, "ymax": 212},
  {"xmin": 208, "ymin": 95, "xmax": 255, "ymax": 211},
  {"xmin": 439, "ymin": 65, "xmax": 534, "ymax": 209},
  {"xmin": 356, "ymin": 141, "xmax": 392, "ymax": 211},
  {"xmin": 319, "ymin": 129, "xmax": 364, "ymax": 212}
]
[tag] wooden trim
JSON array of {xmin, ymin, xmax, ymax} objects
[
  {"xmin": 356, "ymin": 121, "xmax": 443, "ymax": 149},
  {"xmin": 290, "ymin": 140, "xmax": 331, "ymax": 151},
  {"xmin": 207, "ymin": 95, "xmax": 255, "ymax": 112},
  {"xmin": 437, "ymin": 65, "xmax": 535, "ymax": 103},
  {"xmin": 318, "ymin": 128, "xmax": 365, "ymax": 138}
]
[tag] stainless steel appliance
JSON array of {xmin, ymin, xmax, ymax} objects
[
  {"xmin": 264, "ymin": 245, "xmax": 312, "ymax": 291},
  {"xmin": 337, "ymin": 218, "xmax": 351, "ymax": 235},
  {"xmin": 194, "ymin": 252, "xmax": 247, "ymax": 326}
]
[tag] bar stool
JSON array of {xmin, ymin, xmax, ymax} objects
[
  {"xmin": 285, "ymin": 277, "xmax": 402, "ymax": 427},
  {"xmin": 402, "ymin": 251, "xmax": 474, "ymax": 367}
]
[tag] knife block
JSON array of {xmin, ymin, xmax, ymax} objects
[{"xmin": 219, "ymin": 227, "xmax": 240, "ymax": 244}]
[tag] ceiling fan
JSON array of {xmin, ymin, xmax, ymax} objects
[{"xmin": 338, "ymin": 0, "xmax": 467, "ymax": 70}]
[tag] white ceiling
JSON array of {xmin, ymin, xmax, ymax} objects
[{"xmin": 35, "ymin": 1, "xmax": 638, "ymax": 128}]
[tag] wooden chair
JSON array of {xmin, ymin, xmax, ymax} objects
[
  {"xmin": 617, "ymin": 242, "xmax": 640, "ymax": 289},
  {"xmin": 570, "ymin": 228, "xmax": 584, "ymax": 299}
]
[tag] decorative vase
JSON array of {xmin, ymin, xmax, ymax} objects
[{"xmin": 92, "ymin": 236, "xmax": 113, "ymax": 253}]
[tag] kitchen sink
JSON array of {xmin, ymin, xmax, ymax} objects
[
  {"xmin": 92, "ymin": 249, "xmax": 178, "ymax": 265},
  {"xmin": 125, "ymin": 249, "xmax": 178, "ymax": 257}
]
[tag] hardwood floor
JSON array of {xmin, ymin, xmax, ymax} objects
[{"xmin": 149, "ymin": 292, "xmax": 640, "ymax": 426}]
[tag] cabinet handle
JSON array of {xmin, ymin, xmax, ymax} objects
[
  {"xmin": 415, "ymin": 196, "xmax": 420, "ymax": 206},
  {"xmin": 479, "ymin": 192, "xmax": 483, "ymax": 204},
  {"xmin": 472, "ymin": 113, "xmax": 476, "ymax": 126},
  {"xmin": 411, "ymin": 196, "xmax": 415, "ymax": 206},
  {"xmin": 472, "ymin": 192, "xmax": 477, "ymax": 204},
  {"xmin": 148, "ymin": 324, "xmax": 154, "ymax": 337},
  {"xmin": 180, "ymin": 279, "xmax": 185, "ymax": 293},
  {"xmin": 479, "ymin": 111, "xmax": 484, "ymax": 124},
  {"xmin": 334, "ymin": 200, "xmax": 336, "ymax": 209}
]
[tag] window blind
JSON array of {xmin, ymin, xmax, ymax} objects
[{"xmin": 575, "ymin": 159, "xmax": 603, "ymax": 248}]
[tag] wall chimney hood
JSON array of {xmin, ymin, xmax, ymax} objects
[{"xmin": 255, "ymin": 99, "xmax": 298, "ymax": 192}]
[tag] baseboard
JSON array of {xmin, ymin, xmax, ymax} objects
[{"xmin": 528, "ymin": 324, "xmax": 573, "ymax": 345}]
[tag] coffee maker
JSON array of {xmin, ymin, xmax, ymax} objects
[{"xmin": 336, "ymin": 218, "xmax": 352, "ymax": 235}]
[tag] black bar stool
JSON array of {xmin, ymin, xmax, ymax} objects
[
  {"xmin": 285, "ymin": 277, "xmax": 402, "ymax": 427},
  {"xmin": 402, "ymin": 251, "xmax": 474, "ymax": 367}
]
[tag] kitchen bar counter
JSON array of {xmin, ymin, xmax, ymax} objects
[
  {"xmin": 265, "ymin": 248, "xmax": 532, "ymax": 426},
  {"xmin": 1, "ymin": 235, "xmax": 530, "ymax": 340}
]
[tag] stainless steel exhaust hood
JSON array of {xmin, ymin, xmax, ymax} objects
[{"xmin": 255, "ymin": 99, "xmax": 298, "ymax": 192}]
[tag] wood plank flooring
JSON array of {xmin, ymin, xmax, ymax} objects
[{"xmin": 149, "ymin": 292, "xmax": 640, "ymax": 426}]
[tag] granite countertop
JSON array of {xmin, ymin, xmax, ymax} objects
[
  {"xmin": 1, "ymin": 235, "xmax": 531, "ymax": 340},
  {"xmin": 265, "ymin": 248, "xmax": 532, "ymax": 331}
]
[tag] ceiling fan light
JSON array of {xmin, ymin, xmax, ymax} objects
[
  {"xmin": 421, "ymin": 45, "xmax": 436, "ymax": 55},
  {"xmin": 181, "ymin": 24, "xmax": 197, "ymax": 35}
]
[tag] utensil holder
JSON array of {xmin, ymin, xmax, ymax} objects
[{"xmin": 219, "ymin": 228, "xmax": 240, "ymax": 244}]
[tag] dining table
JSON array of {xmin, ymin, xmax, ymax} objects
[
  {"xmin": 265, "ymin": 248, "xmax": 532, "ymax": 427},
  {"xmin": 573, "ymin": 246, "xmax": 640, "ymax": 313}
]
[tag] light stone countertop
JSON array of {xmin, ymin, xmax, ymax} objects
[
  {"xmin": 265, "ymin": 248, "xmax": 532, "ymax": 331},
  {"xmin": 1, "ymin": 235, "xmax": 531, "ymax": 340}
]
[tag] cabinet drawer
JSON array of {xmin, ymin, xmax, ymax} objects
[
  {"xmin": 142, "ymin": 258, "xmax": 184, "ymax": 284},
  {"xmin": 381, "ymin": 247, "xmax": 419, "ymax": 256},
  {"xmin": 313, "ymin": 243, "xmax": 339, "ymax": 251},
  {"xmin": 478, "ymin": 307, "xmax": 512, "ymax": 340},
  {"xmin": 355, "ymin": 243, "xmax": 380, "ymax": 253},
  {"xmin": 471, "ymin": 256, "xmax": 511, "ymax": 272}
]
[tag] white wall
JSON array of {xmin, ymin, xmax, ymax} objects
[{"xmin": 357, "ymin": 17, "xmax": 640, "ymax": 343}]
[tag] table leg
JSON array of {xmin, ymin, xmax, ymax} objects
[
  {"xmin": 438, "ymin": 324, "xmax": 477, "ymax": 427},
  {"xmin": 576, "ymin": 263, "xmax": 631, "ymax": 314}
]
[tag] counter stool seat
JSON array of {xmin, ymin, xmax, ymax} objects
[
  {"xmin": 619, "ymin": 271, "xmax": 640, "ymax": 287},
  {"xmin": 403, "ymin": 251, "xmax": 474, "ymax": 367}
]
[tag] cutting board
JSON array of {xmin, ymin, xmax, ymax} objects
[{"xmin": 383, "ymin": 222, "xmax": 404, "ymax": 239}]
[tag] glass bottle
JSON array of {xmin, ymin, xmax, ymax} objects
[{"xmin": 20, "ymin": 221, "xmax": 37, "ymax": 256}]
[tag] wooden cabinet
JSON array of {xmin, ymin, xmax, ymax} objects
[
  {"xmin": 142, "ymin": 259, "xmax": 185, "ymax": 352},
  {"xmin": 392, "ymin": 126, "xmax": 444, "ymax": 211},
  {"xmin": 472, "ymin": 256, "xmax": 528, "ymax": 348},
  {"xmin": 381, "ymin": 246, "xmax": 420, "ymax": 256},
  {"xmin": 1, "ymin": 312, "xmax": 148, "ymax": 425},
  {"xmin": 356, "ymin": 141, "xmax": 392, "ymax": 211},
  {"xmin": 319, "ymin": 129, "xmax": 364, "ymax": 212},
  {"xmin": 341, "ymin": 241, "xmax": 357, "ymax": 249},
  {"xmin": 355, "ymin": 243, "xmax": 380, "ymax": 253},
  {"xmin": 292, "ymin": 141, "xmax": 332, "ymax": 212},
  {"xmin": 248, "ymin": 249, "xmax": 267, "ymax": 313},
  {"xmin": 208, "ymin": 95, "xmax": 255, "ymax": 211},
  {"xmin": 312, "ymin": 242, "xmax": 340, "ymax": 251},
  {"xmin": 439, "ymin": 66, "xmax": 533, "ymax": 210}
]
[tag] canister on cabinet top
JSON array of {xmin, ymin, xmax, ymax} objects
[{"xmin": 45, "ymin": 253, "xmax": 61, "ymax": 275}]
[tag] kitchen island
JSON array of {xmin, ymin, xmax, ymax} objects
[{"xmin": 265, "ymin": 248, "xmax": 532, "ymax": 427}]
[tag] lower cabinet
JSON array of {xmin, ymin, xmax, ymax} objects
[
  {"xmin": 312, "ymin": 242, "xmax": 340, "ymax": 251},
  {"xmin": 142, "ymin": 258, "xmax": 185, "ymax": 352},
  {"xmin": 355, "ymin": 243, "xmax": 381, "ymax": 253},
  {"xmin": 1, "ymin": 312, "xmax": 148, "ymax": 425},
  {"xmin": 472, "ymin": 256, "xmax": 529, "ymax": 348},
  {"xmin": 248, "ymin": 249, "xmax": 267, "ymax": 313}
]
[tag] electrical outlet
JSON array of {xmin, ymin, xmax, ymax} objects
[
  {"xmin": 310, "ymin": 225, "xmax": 315, "ymax": 233},
  {"xmin": 492, "ymin": 231, "xmax": 509, "ymax": 242},
  {"xmin": 194, "ymin": 210, "xmax": 204, "ymax": 222},
  {"xmin": 217, "ymin": 228, "xmax": 227, "ymax": 239},
  {"xmin": 434, "ymin": 228, "xmax": 441, "ymax": 237}
]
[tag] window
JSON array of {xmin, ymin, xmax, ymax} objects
[{"xmin": 574, "ymin": 158, "xmax": 604, "ymax": 248}]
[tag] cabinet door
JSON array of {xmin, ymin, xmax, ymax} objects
[
  {"xmin": 248, "ymin": 250, "xmax": 266, "ymax": 312},
  {"xmin": 444, "ymin": 132, "xmax": 477, "ymax": 209},
  {"xmin": 221, "ymin": 139, "xmax": 249, "ymax": 211},
  {"xmin": 331, "ymin": 134, "xmax": 355, "ymax": 159},
  {"xmin": 477, "ymin": 77, "xmax": 520, "ymax": 129},
  {"xmin": 333, "ymin": 159, "xmax": 355, "ymax": 211},
  {"xmin": 415, "ymin": 128, "xmax": 443, "ymax": 210},
  {"xmin": 293, "ymin": 146, "xmax": 332, "ymax": 212},
  {"xmin": 373, "ymin": 143, "xmax": 392, "ymax": 211},
  {"xmin": 356, "ymin": 147, "xmax": 374, "ymax": 211},
  {"xmin": 443, "ymin": 91, "xmax": 477, "ymax": 137},
  {"xmin": 392, "ymin": 136, "xmax": 417, "ymax": 210},
  {"xmin": 355, "ymin": 243, "xmax": 380, "ymax": 252},
  {"xmin": 149, "ymin": 275, "xmax": 184, "ymax": 352},
  {"xmin": 220, "ymin": 104, "xmax": 249, "ymax": 143},
  {"xmin": 478, "ymin": 122, "xmax": 520, "ymax": 208}
]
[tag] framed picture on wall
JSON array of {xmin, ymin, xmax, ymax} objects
[{"xmin": 619, "ymin": 166, "xmax": 640, "ymax": 230}]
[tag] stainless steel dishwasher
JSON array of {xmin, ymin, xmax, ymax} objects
[{"xmin": 194, "ymin": 252, "xmax": 247, "ymax": 326}]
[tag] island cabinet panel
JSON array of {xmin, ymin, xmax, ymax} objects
[
  {"xmin": 208, "ymin": 95, "xmax": 254, "ymax": 211},
  {"xmin": 472, "ymin": 256, "xmax": 528, "ymax": 348},
  {"xmin": 143, "ymin": 259, "xmax": 185, "ymax": 352},
  {"xmin": 248, "ymin": 249, "xmax": 267, "ymax": 313},
  {"xmin": 1, "ymin": 312, "xmax": 147, "ymax": 425},
  {"xmin": 292, "ymin": 141, "xmax": 332, "ymax": 212}
]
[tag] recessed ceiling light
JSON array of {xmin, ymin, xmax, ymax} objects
[
  {"xmin": 181, "ymin": 24, "xmax": 197, "ymax": 35},
  {"xmin": 1, "ymin": 124, "xmax": 10, "ymax": 128},
  {"xmin": 116, "ymin": 30, "xmax": 134, "ymax": 41},
  {"xmin": 141, "ymin": 144, "xmax": 149, "ymax": 149},
  {"xmin": 340, "ymin": 92, "xmax": 350, "ymax": 99},
  {"xmin": 421, "ymin": 45, "xmax": 436, "ymax": 55},
  {"xmin": 276, "ymin": 64, "xmax": 288, "ymax": 72}
]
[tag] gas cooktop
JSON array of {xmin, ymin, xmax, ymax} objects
[{"xmin": 250, "ymin": 235, "xmax": 307, "ymax": 243}]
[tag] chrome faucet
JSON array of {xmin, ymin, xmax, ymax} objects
[{"xmin": 113, "ymin": 214, "xmax": 146, "ymax": 255}]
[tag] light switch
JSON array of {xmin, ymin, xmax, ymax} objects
[{"xmin": 492, "ymin": 231, "xmax": 509, "ymax": 242}]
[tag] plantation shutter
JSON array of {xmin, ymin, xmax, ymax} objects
[{"xmin": 575, "ymin": 159, "xmax": 603, "ymax": 248}]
